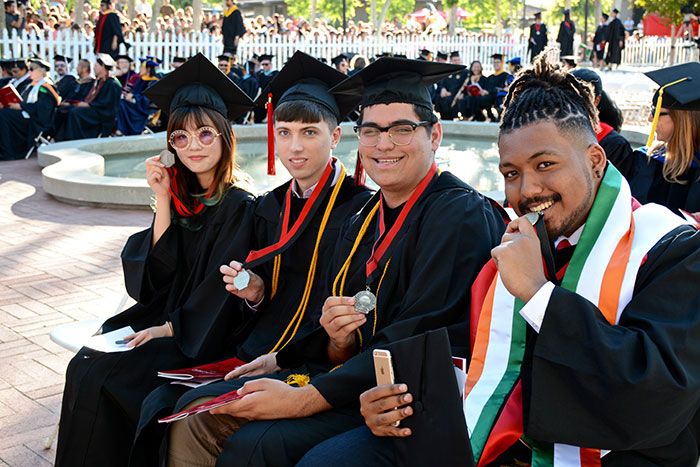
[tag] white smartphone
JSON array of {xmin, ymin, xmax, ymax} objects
[{"xmin": 373, "ymin": 349, "xmax": 400, "ymax": 427}]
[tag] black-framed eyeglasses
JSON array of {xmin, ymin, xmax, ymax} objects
[
  {"xmin": 650, "ymin": 107, "xmax": 669, "ymax": 118},
  {"xmin": 353, "ymin": 121, "xmax": 431, "ymax": 147}
]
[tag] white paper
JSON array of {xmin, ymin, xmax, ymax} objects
[
  {"xmin": 170, "ymin": 377, "xmax": 222, "ymax": 388},
  {"xmin": 454, "ymin": 366, "xmax": 467, "ymax": 400},
  {"xmin": 84, "ymin": 326, "xmax": 135, "ymax": 353}
]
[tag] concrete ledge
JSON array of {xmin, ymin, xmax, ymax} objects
[{"xmin": 37, "ymin": 122, "xmax": 650, "ymax": 209}]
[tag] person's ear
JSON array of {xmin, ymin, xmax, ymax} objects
[
  {"xmin": 587, "ymin": 143, "xmax": 607, "ymax": 179},
  {"xmin": 430, "ymin": 121, "xmax": 442, "ymax": 152},
  {"xmin": 330, "ymin": 125, "xmax": 341, "ymax": 149}
]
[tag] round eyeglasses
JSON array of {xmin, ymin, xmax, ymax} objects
[
  {"xmin": 169, "ymin": 126, "xmax": 222, "ymax": 150},
  {"xmin": 353, "ymin": 121, "xmax": 431, "ymax": 147}
]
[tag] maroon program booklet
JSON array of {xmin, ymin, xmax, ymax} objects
[
  {"xmin": 158, "ymin": 357, "xmax": 247, "ymax": 381},
  {"xmin": 158, "ymin": 389, "xmax": 247, "ymax": 423},
  {"xmin": 0, "ymin": 84, "xmax": 22, "ymax": 107}
]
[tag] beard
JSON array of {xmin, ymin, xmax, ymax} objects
[{"xmin": 545, "ymin": 174, "xmax": 595, "ymax": 239}]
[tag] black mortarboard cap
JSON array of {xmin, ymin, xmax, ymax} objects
[
  {"xmin": 53, "ymin": 54, "xmax": 72, "ymax": 64},
  {"xmin": 143, "ymin": 52, "xmax": 254, "ymax": 120},
  {"xmin": 419, "ymin": 48, "xmax": 432, "ymax": 59},
  {"xmin": 645, "ymin": 62, "xmax": 700, "ymax": 111},
  {"xmin": 612, "ymin": 8, "xmax": 619, "ymax": 13},
  {"xmin": 534, "ymin": 12, "xmax": 542, "ymax": 18},
  {"xmin": 258, "ymin": 54, "xmax": 274, "ymax": 62},
  {"xmin": 449, "ymin": 50, "xmax": 460, "ymax": 58},
  {"xmin": 602, "ymin": 12, "xmax": 609, "ymax": 19},
  {"xmin": 382, "ymin": 329, "xmax": 474, "ymax": 467},
  {"xmin": 254, "ymin": 50, "xmax": 358, "ymax": 122},
  {"xmin": 115, "ymin": 54, "xmax": 133, "ymax": 62},
  {"xmin": 490, "ymin": 53, "xmax": 504, "ymax": 60},
  {"xmin": 331, "ymin": 53, "xmax": 348, "ymax": 66},
  {"xmin": 172, "ymin": 56, "xmax": 186, "ymax": 63},
  {"xmin": 217, "ymin": 54, "xmax": 232, "ymax": 62},
  {"xmin": 437, "ymin": 51, "xmax": 448, "ymax": 60},
  {"xmin": 12, "ymin": 58, "xmax": 27, "ymax": 68},
  {"xmin": 317, "ymin": 57, "xmax": 327, "ymax": 64},
  {"xmin": 563, "ymin": 8, "xmax": 570, "ymax": 15},
  {"xmin": 331, "ymin": 57, "xmax": 465, "ymax": 111}
]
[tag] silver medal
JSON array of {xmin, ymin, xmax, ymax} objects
[
  {"xmin": 353, "ymin": 290, "xmax": 376, "ymax": 314},
  {"xmin": 233, "ymin": 270, "xmax": 250, "ymax": 291},
  {"xmin": 160, "ymin": 150, "xmax": 176, "ymax": 168},
  {"xmin": 524, "ymin": 212, "xmax": 542, "ymax": 225}
]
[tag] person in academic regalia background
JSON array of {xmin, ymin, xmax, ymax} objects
[
  {"xmin": 605, "ymin": 8, "xmax": 625, "ymax": 70},
  {"xmin": 306, "ymin": 53, "xmax": 700, "ymax": 467},
  {"xmin": 160, "ymin": 57, "xmax": 505, "ymax": 467},
  {"xmin": 9, "ymin": 58, "xmax": 31, "ymax": 95},
  {"xmin": 571, "ymin": 67, "xmax": 632, "ymax": 169},
  {"xmin": 253, "ymin": 54, "xmax": 278, "ymax": 122},
  {"xmin": 94, "ymin": 0, "xmax": 128, "ymax": 59},
  {"xmin": 129, "ymin": 52, "xmax": 373, "ymax": 466},
  {"xmin": 0, "ymin": 59, "xmax": 13, "ymax": 87},
  {"xmin": 54, "ymin": 53, "xmax": 256, "ymax": 467},
  {"xmin": 114, "ymin": 54, "xmax": 136, "ymax": 88},
  {"xmin": 592, "ymin": 13, "xmax": 609, "ymax": 69},
  {"xmin": 528, "ymin": 12, "xmax": 548, "ymax": 62},
  {"xmin": 230, "ymin": 60, "xmax": 258, "ymax": 124},
  {"xmin": 222, "ymin": 0, "xmax": 245, "ymax": 56},
  {"xmin": 54, "ymin": 54, "xmax": 121, "ymax": 141},
  {"xmin": 117, "ymin": 57, "xmax": 160, "ymax": 135},
  {"xmin": 0, "ymin": 58, "xmax": 59, "ymax": 160},
  {"xmin": 479, "ymin": 53, "xmax": 510, "ymax": 121},
  {"xmin": 53, "ymin": 55, "xmax": 76, "ymax": 100},
  {"xmin": 331, "ymin": 54, "xmax": 349, "ymax": 74},
  {"xmin": 435, "ymin": 51, "xmax": 465, "ymax": 120},
  {"xmin": 618, "ymin": 62, "xmax": 700, "ymax": 218},
  {"xmin": 458, "ymin": 60, "xmax": 490, "ymax": 121},
  {"xmin": 556, "ymin": 9, "xmax": 576, "ymax": 57}
]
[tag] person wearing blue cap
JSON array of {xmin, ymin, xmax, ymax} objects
[{"xmin": 117, "ymin": 57, "xmax": 161, "ymax": 135}]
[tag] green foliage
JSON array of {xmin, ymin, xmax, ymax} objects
[
  {"xmin": 286, "ymin": 0, "xmax": 311, "ymax": 19},
  {"xmin": 543, "ymin": 0, "xmax": 615, "ymax": 37},
  {"xmin": 287, "ymin": 0, "xmax": 363, "ymax": 24},
  {"xmin": 364, "ymin": 0, "xmax": 416, "ymax": 21},
  {"xmin": 633, "ymin": 0, "xmax": 689, "ymax": 25}
]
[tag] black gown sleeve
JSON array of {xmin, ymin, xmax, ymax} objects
[
  {"xmin": 20, "ymin": 86, "xmax": 57, "ymax": 131},
  {"xmin": 306, "ymin": 190, "xmax": 504, "ymax": 408},
  {"xmin": 524, "ymin": 226, "xmax": 700, "ymax": 453},
  {"xmin": 600, "ymin": 131, "xmax": 633, "ymax": 172}
]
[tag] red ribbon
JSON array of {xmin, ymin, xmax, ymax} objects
[
  {"xmin": 595, "ymin": 121, "xmax": 614, "ymax": 143},
  {"xmin": 266, "ymin": 93, "xmax": 275, "ymax": 176},
  {"xmin": 365, "ymin": 161, "xmax": 438, "ymax": 278},
  {"xmin": 167, "ymin": 167, "xmax": 211, "ymax": 217}
]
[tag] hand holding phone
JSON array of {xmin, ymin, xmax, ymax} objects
[{"xmin": 373, "ymin": 349, "xmax": 400, "ymax": 427}]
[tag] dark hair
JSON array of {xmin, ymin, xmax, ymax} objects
[
  {"xmin": 469, "ymin": 60, "xmax": 482, "ymax": 77},
  {"xmin": 166, "ymin": 106, "xmax": 243, "ymax": 220},
  {"xmin": 500, "ymin": 52, "xmax": 598, "ymax": 142},
  {"xmin": 571, "ymin": 67, "xmax": 624, "ymax": 132},
  {"xmin": 273, "ymin": 99, "xmax": 338, "ymax": 130}
]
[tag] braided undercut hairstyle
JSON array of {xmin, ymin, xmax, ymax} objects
[{"xmin": 500, "ymin": 52, "xmax": 599, "ymax": 142}]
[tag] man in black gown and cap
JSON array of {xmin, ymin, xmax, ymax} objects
[
  {"xmin": 556, "ymin": 9, "xmax": 576, "ymax": 57},
  {"xmin": 53, "ymin": 55, "xmax": 76, "ymax": 100},
  {"xmin": 94, "ymin": 0, "xmax": 128, "ymax": 58},
  {"xmin": 161, "ymin": 56, "xmax": 505, "ymax": 467},
  {"xmin": 528, "ymin": 12, "xmax": 548, "ymax": 62},
  {"xmin": 605, "ymin": 9, "xmax": 625, "ymax": 70},
  {"xmin": 222, "ymin": 0, "xmax": 245, "ymax": 56}
]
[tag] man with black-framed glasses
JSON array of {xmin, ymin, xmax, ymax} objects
[
  {"xmin": 162, "ymin": 57, "xmax": 505, "ymax": 466},
  {"xmin": 53, "ymin": 55, "xmax": 76, "ymax": 100}
]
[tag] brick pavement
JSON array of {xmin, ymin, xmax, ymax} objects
[{"xmin": 0, "ymin": 158, "xmax": 151, "ymax": 467}]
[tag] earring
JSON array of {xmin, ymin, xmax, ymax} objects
[{"xmin": 595, "ymin": 170, "xmax": 601, "ymax": 178}]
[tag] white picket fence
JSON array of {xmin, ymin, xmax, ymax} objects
[{"xmin": 0, "ymin": 29, "xmax": 695, "ymax": 73}]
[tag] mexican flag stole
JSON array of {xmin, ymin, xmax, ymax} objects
[{"xmin": 463, "ymin": 165, "xmax": 688, "ymax": 467}]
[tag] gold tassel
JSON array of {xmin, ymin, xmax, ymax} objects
[
  {"xmin": 286, "ymin": 374, "xmax": 310, "ymax": 387},
  {"xmin": 646, "ymin": 77, "xmax": 689, "ymax": 149}
]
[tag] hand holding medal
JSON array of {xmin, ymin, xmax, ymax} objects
[
  {"xmin": 320, "ymin": 296, "xmax": 367, "ymax": 359},
  {"xmin": 145, "ymin": 151, "xmax": 174, "ymax": 198},
  {"xmin": 220, "ymin": 260, "xmax": 264, "ymax": 303}
]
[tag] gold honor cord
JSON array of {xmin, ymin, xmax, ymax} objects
[
  {"xmin": 270, "ymin": 255, "xmax": 281, "ymax": 298},
  {"xmin": 331, "ymin": 202, "xmax": 392, "ymax": 347},
  {"xmin": 268, "ymin": 165, "xmax": 347, "ymax": 353},
  {"xmin": 646, "ymin": 77, "xmax": 689, "ymax": 149}
]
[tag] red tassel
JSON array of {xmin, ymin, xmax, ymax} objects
[
  {"xmin": 266, "ymin": 93, "xmax": 275, "ymax": 176},
  {"xmin": 354, "ymin": 151, "xmax": 365, "ymax": 186}
]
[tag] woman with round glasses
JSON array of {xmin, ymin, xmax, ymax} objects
[
  {"xmin": 617, "ymin": 63, "xmax": 700, "ymax": 218},
  {"xmin": 56, "ymin": 53, "xmax": 256, "ymax": 467}
]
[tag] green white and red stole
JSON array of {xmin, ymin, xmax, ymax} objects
[{"xmin": 463, "ymin": 165, "xmax": 688, "ymax": 467}]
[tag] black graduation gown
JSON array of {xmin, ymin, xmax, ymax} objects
[
  {"xmin": 0, "ymin": 83, "xmax": 58, "ymax": 160},
  {"xmin": 117, "ymin": 77, "xmax": 157, "ymax": 135},
  {"xmin": 222, "ymin": 7, "xmax": 245, "ymax": 54},
  {"xmin": 458, "ymin": 75, "xmax": 489, "ymax": 120},
  {"xmin": 95, "ymin": 11, "xmax": 126, "ymax": 57},
  {"xmin": 129, "ymin": 175, "xmax": 372, "ymax": 466},
  {"xmin": 605, "ymin": 18, "xmax": 625, "ymax": 65},
  {"xmin": 557, "ymin": 20, "xmax": 576, "ymax": 56},
  {"xmin": 618, "ymin": 148, "xmax": 700, "ymax": 214},
  {"xmin": 528, "ymin": 23, "xmax": 548, "ymax": 61},
  {"xmin": 169, "ymin": 172, "xmax": 505, "ymax": 466},
  {"xmin": 522, "ymin": 225, "xmax": 700, "ymax": 466},
  {"xmin": 253, "ymin": 70, "xmax": 278, "ymax": 122},
  {"xmin": 56, "ymin": 77, "xmax": 121, "ymax": 141},
  {"xmin": 12, "ymin": 74, "xmax": 31, "ymax": 96},
  {"xmin": 55, "ymin": 74, "xmax": 77, "ymax": 100},
  {"xmin": 599, "ymin": 129, "xmax": 633, "ymax": 170},
  {"xmin": 436, "ymin": 70, "xmax": 467, "ymax": 120},
  {"xmin": 592, "ymin": 24, "xmax": 608, "ymax": 60},
  {"xmin": 55, "ymin": 187, "xmax": 255, "ymax": 467}
]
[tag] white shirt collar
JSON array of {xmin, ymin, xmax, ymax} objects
[
  {"xmin": 290, "ymin": 160, "xmax": 341, "ymax": 199},
  {"xmin": 554, "ymin": 223, "xmax": 584, "ymax": 248}
]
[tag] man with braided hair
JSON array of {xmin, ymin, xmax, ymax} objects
[{"xmin": 306, "ymin": 54, "xmax": 700, "ymax": 467}]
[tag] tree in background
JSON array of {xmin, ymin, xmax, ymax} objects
[
  {"xmin": 365, "ymin": 0, "xmax": 415, "ymax": 32},
  {"xmin": 633, "ymin": 0, "xmax": 696, "ymax": 64},
  {"xmin": 286, "ymin": 0, "xmax": 363, "ymax": 25}
]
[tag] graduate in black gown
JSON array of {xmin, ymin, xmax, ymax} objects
[
  {"xmin": 55, "ymin": 53, "xmax": 256, "ymax": 467},
  {"xmin": 459, "ymin": 60, "xmax": 490, "ymax": 121},
  {"xmin": 556, "ymin": 9, "xmax": 576, "ymax": 57},
  {"xmin": 528, "ymin": 12, "xmax": 548, "ymax": 62},
  {"xmin": 591, "ymin": 13, "xmax": 608, "ymax": 68},
  {"xmin": 117, "ymin": 57, "xmax": 160, "ymax": 135},
  {"xmin": 571, "ymin": 67, "xmax": 632, "ymax": 169},
  {"xmin": 53, "ymin": 55, "xmax": 76, "ymax": 100},
  {"xmin": 435, "ymin": 51, "xmax": 466, "ymax": 120},
  {"xmin": 605, "ymin": 9, "xmax": 625, "ymax": 70},
  {"xmin": 222, "ymin": 0, "xmax": 245, "ymax": 56},
  {"xmin": 619, "ymin": 63, "xmax": 700, "ymax": 217},
  {"xmin": 54, "ymin": 54, "xmax": 122, "ymax": 141},
  {"xmin": 311, "ymin": 53, "xmax": 700, "ymax": 467},
  {"xmin": 114, "ymin": 54, "xmax": 137, "ymax": 88},
  {"xmin": 478, "ymin": 54, "xmax": 510, "ymax": 121},
  {"xmin": 130, "ymin": 51, "xmax": 372, "ymax": 466},
  {"xmin": 253, "ymin": 54, "xmax": 278, "ymax": 122},
  {"xmin": 9, "ymin": 58, "xmax": 32, "ymax": 95},
  {"xmin": 0, "ymin": 58, "xmax": 59, "ymax": 160},
  {"xmin": 94, "ymin": 0, "xmax": 127, "ymax": 58},
  {"xmin": 161, "ymin": 57, "xmax": 505, "ymax": 467}
]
